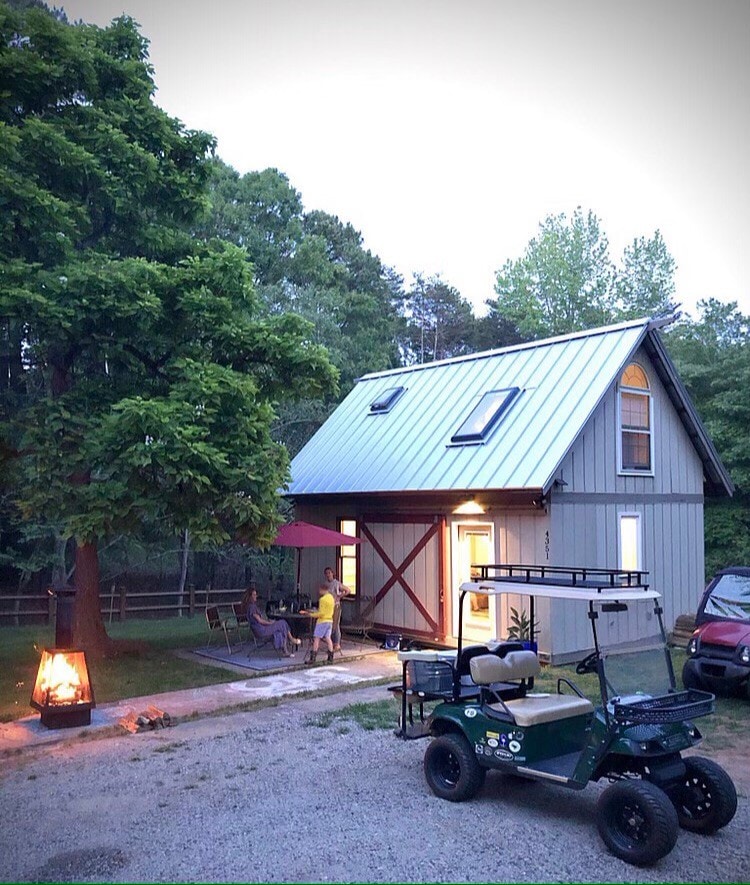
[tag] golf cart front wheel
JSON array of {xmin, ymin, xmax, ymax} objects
[
  {"xmin": 424, "ymin": 733, "xmax": 486, "ymax": 802},
  {"xmin": 597, "ymin": 780, "xmax": 678, "ymax": 866},
  {"xmin": 672, "ymin": 756, "xmax": 737, "ymax": 833}
]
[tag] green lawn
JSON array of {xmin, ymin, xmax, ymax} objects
[
  {"xmin": 0, "ymin": 618, "xmax": 238, "ymax": 722},
  {"xmin": 3, "ymin": 626, "xmax": 747, "ymax": 755}
]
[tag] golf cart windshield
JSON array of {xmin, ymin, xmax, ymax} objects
[
  {"xmin": 703, "ymin": 572, "xmax": 750, "ymax": 622},
  {"xmin": 599, "ymin": 640, "xmax": 675, "ymax": 704}
]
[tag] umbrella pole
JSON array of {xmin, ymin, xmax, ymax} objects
[{"xmin": 296, "ymin": 547, "xmax": 302, "ymax": 608}]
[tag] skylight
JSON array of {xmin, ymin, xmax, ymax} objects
[
  {"xmin": 369, "ymin": 386, "xmax": 405, "ymax": 414},
  {"xmin": 451, "ymin": 387, "xmax": 520, "ymax": 443}
]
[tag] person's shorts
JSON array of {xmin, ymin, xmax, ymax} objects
[{"xmin": 314, "ymin": 621, "xmax": 332, "ymax": 640}]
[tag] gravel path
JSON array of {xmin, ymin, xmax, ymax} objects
[{"xmin": 1, "ymin": 686, "xmax": 747, "ymax": 884}]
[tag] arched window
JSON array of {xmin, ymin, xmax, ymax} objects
[{"xmin": 618, "ymin": 363, "xmax": 652, "ymax": 472}]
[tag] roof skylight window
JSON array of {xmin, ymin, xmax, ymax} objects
[
  {"xmin": 369, "ymin": 386, "xmax": 405, "ymax": 414},
  {"xmin": 451, "ymin": 387, "xmax": 520, "ymax": 444}
]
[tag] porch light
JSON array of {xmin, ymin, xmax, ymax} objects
[{"xmin": 453, "ymin": 499, "xmax": 485, "ymax": 515}]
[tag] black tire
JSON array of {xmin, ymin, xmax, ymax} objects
[
  {"xmin": 682, "ymin": 661, "xmax": 703, "ymax": 691},
  {"xmin": 672, "ymin": 756, "xmax": 737, "ymax": 833},
  {"xmin": 597, "ymin": 780, "xmax": 679, "ymax": 866},
  {"xmin": 424, "ymin": 733, "xmax": 486, "ymax": 802}
]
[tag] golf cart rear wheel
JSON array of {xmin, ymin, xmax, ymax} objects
[
  {"xmin": 424, "ymin": 733, "xmax": 486, "ymax": 802},
  {"xmin": 672, "ymin": 756, "xmax": 737, "ymax": 833},
  {"xmin": 597, "ymin": 780, "xmax": 678, "ymax": 866}
]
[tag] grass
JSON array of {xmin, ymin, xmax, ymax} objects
[
  {"xmin": 3, "ymin": 620, "xmax": 747, "ymax": 760},
  {"xmin": 305, "ymin": 699, "xmax": 397, "ymax": 731},
  {"xmin": 0, "ymin": 617, "xmax": 242, "ymax": 723},
  {"xmin": 305, "ymin": 649, "xmax": 748, "ymax": 756}
]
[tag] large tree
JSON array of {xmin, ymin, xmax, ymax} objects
[
  {"xmin": 397, "ymin": 274, "xmax": 477, "ymax": 364},
  {"xmin": 665, "ymin": 300, "xmax": 750, "ymax": 575},
  {"xmin": 490, "ymin": 208, "xmax": 616, "ymax": 339},
  {"xmin": 0, "ymin": 5, "xmax": 337, "ymax": 655},
  {"xmin": 488, "ymin": 209, "xmax": 678, "ymax": 339},
  {"xmin": 195, "ymin": 163, "xmax": 404, "ymax": 454}
]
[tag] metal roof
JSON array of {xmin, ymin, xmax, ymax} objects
[{"xmin": 287, "ymin": 318, "xmax": 733, "ymax": 497}]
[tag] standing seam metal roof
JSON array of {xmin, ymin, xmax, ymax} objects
[{"xmin": 287, "ymin": 318, "xmax": 731, "ymax": 497}]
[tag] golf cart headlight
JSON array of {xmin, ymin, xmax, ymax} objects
[
  {"xmin": 687, "ymin": 636, "xmax": 699, "ymax": 656},
  {"xmin": 739, "ymin": 645, "xmax": 750, "ymax": 665}
]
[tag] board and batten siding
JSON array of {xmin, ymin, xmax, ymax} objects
[{"xmin": 546, "ymin": 347, "xmax": 706, "ymax": 661}]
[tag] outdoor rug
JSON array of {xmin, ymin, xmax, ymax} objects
[{"xmin": 193, "ymin": 638, "xmax": 384, "ymax": 672}]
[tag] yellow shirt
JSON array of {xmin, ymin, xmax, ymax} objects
[{"xmin": 316, "ymin": 591, "xmax": 335, "ymax": 624}]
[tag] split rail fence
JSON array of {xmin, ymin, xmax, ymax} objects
[{"xmin": 0, "ymin": 584, "xmax": 245, "ymax": 626}]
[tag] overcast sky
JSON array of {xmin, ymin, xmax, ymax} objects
[{"xmin": 60, "ymin": 0, "xmax": 750, "ymax": 319}]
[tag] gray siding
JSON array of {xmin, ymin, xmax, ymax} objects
[
  {"xmin": 547, "ymin": 348, "xmax": 706, "ymax": 660},
  {"xmin": 556, "ymin": 347, "xmax": 704, "ymax": 496}
]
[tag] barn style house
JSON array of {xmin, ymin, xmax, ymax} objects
[{"xmin": 285, "ymin": 317, "xmax": 733, "ymax": 661}]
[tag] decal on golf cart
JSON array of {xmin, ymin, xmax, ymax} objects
[{"xmin": 464, "ymin": 707, "xmax": 477, "ymax": 718}]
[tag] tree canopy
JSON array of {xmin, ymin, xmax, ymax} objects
[
  {"xmin": 488, "ymin": 208, "xmax": 677, "ymax": 339},
  {"xmin": 0, "ymin": 4, "xmax": 337, "ymax": 652}
]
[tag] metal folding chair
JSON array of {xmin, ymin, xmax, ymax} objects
[{"xmin": 205, "ymin": 605, "xmax": 240, "ymax": 653}]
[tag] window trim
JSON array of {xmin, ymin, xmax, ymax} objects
[
  {"xmin": 619, "ymin": 512, "xmax": 643, "ymax": 572},
  {"xmin": 337, "ymin": 517, "xmax": 358, "ymax": 598},
  {"xmin": 369, "ymin": 386, "xmax": 405, "ymax": 415},
  {"xmin": 450, "ymin": 387, "xmax": 521, "ymax": 445},
  {"xmin": 617, "ymin": 364, "xmax": 654, "ymax": 476}
]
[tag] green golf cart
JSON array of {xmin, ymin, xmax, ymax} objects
[{"xmin": 391, "ymin": 565, "xmax": 737, "ymax": 866}]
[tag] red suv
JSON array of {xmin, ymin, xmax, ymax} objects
[{"xmin": 682, "ymin": 567, "xmax": 750, "ymax": 698}]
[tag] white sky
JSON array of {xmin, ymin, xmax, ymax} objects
[{"xmin": 60, "ymin": 0, "xmax": 750, "ymax": 319}]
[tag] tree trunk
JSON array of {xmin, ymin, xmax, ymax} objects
[{"xmin": 71, "ymin": 540, "xmax": 111, "ymax": 658}]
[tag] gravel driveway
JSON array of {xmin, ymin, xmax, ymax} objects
[{"xmin": 1, "ymin": 686, "xmax": 747, "ymax": 884}]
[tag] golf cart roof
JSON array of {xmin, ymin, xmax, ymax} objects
[{"xmin": 461, "ymin": 564, "xmax": 661, "ymax": 602}]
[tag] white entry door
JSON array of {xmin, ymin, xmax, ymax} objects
[{"xmin": 452, "ymin": 523, "xmax": 495, "ymax": 642}]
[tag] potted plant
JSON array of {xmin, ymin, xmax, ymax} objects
[{"xmin": 506, "ymin": 606, "xmax": 540, "ymax": 653}]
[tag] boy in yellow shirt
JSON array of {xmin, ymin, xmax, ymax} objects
[{"xmin": 308, "ymin": 583, "xmax": 335, "ymax": 664}]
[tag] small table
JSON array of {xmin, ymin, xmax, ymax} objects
[{"xmin": 269, "ymin": 610, "xmax": 317, "ymax": 647}]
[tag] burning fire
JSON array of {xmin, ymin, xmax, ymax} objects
[{"xmin": 36, "ymin": 651, "xmax": 87, "ymax": 706}]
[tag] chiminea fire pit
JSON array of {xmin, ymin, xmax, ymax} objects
[{"xmin": 30, "ymin": 587, "xmax": 95, "ymax": 729}]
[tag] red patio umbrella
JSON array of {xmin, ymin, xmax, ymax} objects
[{"xmin": 273, "ymin": 520, "xmax": 361, "ymax": 605}]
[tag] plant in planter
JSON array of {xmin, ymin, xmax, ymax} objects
[{"xmin": 506, "ymin": 607, "xmax": 540, "ymax": 649}]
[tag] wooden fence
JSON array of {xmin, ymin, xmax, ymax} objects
[{"xmin": 0, "ymin": 584, "xmax": 248, "ymax": 626}]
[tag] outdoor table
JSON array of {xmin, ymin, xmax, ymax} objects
[{"xmin": 269, "ymin": 610, "xmax": 317, "ymax": 647}]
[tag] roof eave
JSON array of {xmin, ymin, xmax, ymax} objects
[{"xmin": 642, "ymin": 331, "xmax": 734, "ymax": 497}]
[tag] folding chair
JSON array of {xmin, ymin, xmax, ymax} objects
[
  {"xmin": 232, "ymin": 602, "xmax": 251, "ymax": 643},
  {"xmin": 205, "ymin": 605, "xmax": 240, "ymax": 653}
]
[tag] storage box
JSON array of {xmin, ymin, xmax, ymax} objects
[{"xmin": 406, "ymin": 659, "xmax": 454, "ymax": 695}]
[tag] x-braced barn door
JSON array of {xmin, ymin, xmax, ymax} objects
[{"xmin": 359, "ymin": 515, "xmax": 444, "ymax": 640}]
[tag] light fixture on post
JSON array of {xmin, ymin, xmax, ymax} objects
[{"xmin": 453, "ymin": 497, "xmax": 486, "ymax": 515}]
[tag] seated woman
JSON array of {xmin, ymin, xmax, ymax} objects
[{"xmin": 240, "ymin": 587, "xmax": 301, "ymax": 657}]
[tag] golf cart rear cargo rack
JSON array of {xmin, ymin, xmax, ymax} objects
[
  {"xmin": 613, "ymin": 689, "xmax": 714, "ymax": 724},
  {"xmin": 471, "ymin": 564, "xmax": 650, "ymax": 592}
]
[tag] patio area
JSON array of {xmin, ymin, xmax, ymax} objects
[{"xmin": 191, "ymin": 635, "xmax": 385, "ymax": 673}]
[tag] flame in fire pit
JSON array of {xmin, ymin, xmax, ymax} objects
[
  {"xmin": 31, "ymin": 649, "xmax": 93, "ymax": 710},
  {"xmin": 40, "ymin": 653, "xmax": 83, "ymax": 704}
]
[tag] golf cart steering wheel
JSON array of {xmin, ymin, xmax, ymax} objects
[{"xmin": 576, "ymin": 651, "xmax": 599, "ymax": 675}]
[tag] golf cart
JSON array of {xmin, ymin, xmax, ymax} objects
[{"xmin": 390, "ymin": 564, "xmax": 737, "ymax": 866}]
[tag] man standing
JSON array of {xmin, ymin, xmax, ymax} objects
[{"xmin": 324, "ymin": 566, "xmax": 351, "ymax": 653}]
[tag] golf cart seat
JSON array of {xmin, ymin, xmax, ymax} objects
[{"xmin": 470, "ymin": 652, "xmax": 594, "ymax": 726}]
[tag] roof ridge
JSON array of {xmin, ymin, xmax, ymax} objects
[{"xmin": 357, "ymin": 316, "xmax": 652, "ymax": 382}]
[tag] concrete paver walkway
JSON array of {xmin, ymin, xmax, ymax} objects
[{"xmin": 0, "ymin": 652, "xmax": 401, "ymax": 755}]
